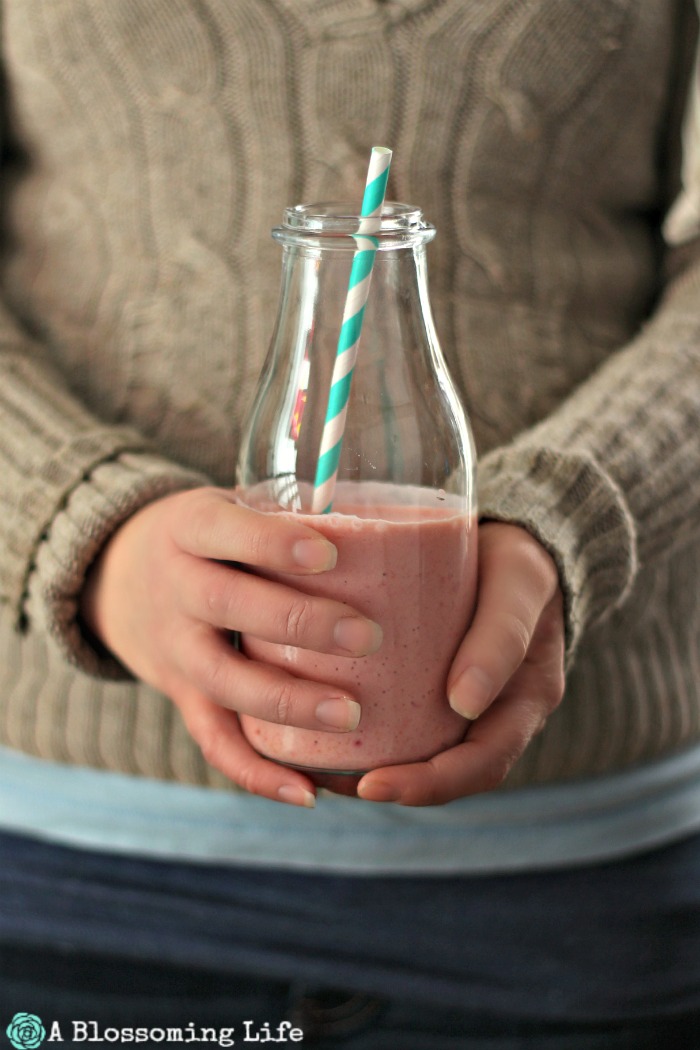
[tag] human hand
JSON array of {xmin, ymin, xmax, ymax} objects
[
  {"xmin": 357, "ymin": 522, "xmax": 565, "ymax": 806},
  {"xmin": 80, "ymin": 487, "xmax": 382, "ymax": 807}
]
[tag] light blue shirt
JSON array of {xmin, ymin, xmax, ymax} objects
[{"xmin": 2, "ymin": 743, "xmax": 700, "ymax": 873}]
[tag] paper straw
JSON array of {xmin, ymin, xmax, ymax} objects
[{"xmin": 311, "ymin": 145, "xmax": 392, "ymax": 514}]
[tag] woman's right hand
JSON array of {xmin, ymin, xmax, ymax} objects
[{"xmin": 80, "ymin": 486, "xmax": 382, "ymax": 806}]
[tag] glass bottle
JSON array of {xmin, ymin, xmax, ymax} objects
[{"xmin": 236, "ymin": 201, "xmax": 477, "ymax": 779}]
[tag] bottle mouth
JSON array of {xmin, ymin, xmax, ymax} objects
[{"xmin": 274, "ymin": 201, "xmax": 435, "ymax": 249}]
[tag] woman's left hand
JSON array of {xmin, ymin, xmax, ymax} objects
[{"xmin": 357, "ymin": 521, "xmax": 566, "ymax": 806}]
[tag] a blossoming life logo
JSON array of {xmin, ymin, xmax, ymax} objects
[
  {"xmin": 4, "ymin": 1015, "xmax": 304, "ymax": 1045},
  {"xmin": 6, "ymin": 1015, "xmax": 46, "ymax": 1050}
]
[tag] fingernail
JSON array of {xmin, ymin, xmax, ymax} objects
[
  {"xmin": 333, "ymin": 617, "xmax": 383, "ymax": 656},
  {"xmin": 449, "ymin": 666, "xmax": 494, "ymax": 719},
  {"xmin": 278, "ymin": 784, "xmax": 316, "ymax": 808},
  {"xmin": 292, "ymin": 538, "xmax": 337, "ymax": 572},
  {"xmin": 315, "ymin": 697, "xmax": 362, "ymax": 731},
  {"xmin": 357, "ymin": 779, "xmax": 400, "ymax": 803}
]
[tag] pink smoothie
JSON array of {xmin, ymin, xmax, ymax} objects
[{"xmin": 239, "ymin": 497, "xmax": 477, "ymax": 774}]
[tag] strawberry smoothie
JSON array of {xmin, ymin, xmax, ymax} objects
[{"xmin": 239, "ymin": 487, "xmax": 477, "ymax": 775}]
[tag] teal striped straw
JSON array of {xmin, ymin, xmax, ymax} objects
[{"xmin": 311, "ymin": 146, "xmax": 393, "ymax": 514}]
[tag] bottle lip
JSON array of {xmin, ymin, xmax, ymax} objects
[{"xmin": 274, "ymin": 200, "xmax": 435, "ymax": 249}]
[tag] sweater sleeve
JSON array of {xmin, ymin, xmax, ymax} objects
[
  {"xmin": 0, "ymin": 301, "xmax": 209, "ymax": 677},
  {"xmin": 477, "ymin": 240, "xmax": 700, "ymax": 659},
  {"xmin": 478, "ymin": 9, "xmax": 700, "ymax": 662}
]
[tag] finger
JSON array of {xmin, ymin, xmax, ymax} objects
[
  {"xmin": 174, "ymin": 684, "xmax": 317, "ymax": 807},
  {"xmin": 172, "ymin": 488, "xmax": 338, "ymax": 574},
  {"xmin": 179, "ymin": 555, "xmax": 382, "ymax": 656},
  {"xmin": 447, "ymin": 526, "xmax": 560, "ymax": 719},
  {"xmin": 176, "ymin": 623, "xmax": 363, "ymax": 732},
  {"xmin": 358, "ymin": 659, "xmax": 555, "ymax": 807}
]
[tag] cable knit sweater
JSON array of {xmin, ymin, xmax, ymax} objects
[{"xmin": 0, "ymin": 0, "xmax": 699, "ymax": 792}]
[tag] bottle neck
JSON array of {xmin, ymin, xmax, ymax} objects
[{"xmin": 272, "ymin": 201, "xmax": 435, "ymax": 253}]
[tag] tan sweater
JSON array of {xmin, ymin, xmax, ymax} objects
[{"xmin": 1, "ymin": 0, "xmax": 699, "ymax": 792}]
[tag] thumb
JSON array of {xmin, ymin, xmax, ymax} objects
[{"xmin": 447, "ymin": 524, "xmax": 560, "ymax": 720}]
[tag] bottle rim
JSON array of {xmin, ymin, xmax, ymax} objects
[{"xmin": 273, "ymin": 200, "xmax": 435, "ymax": 249}]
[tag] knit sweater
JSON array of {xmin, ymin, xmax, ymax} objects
[{"xmin": 0, "ymin": 0, "xmax": 699, "ymax": 792}]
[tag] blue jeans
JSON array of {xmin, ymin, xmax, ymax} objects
[{"xmin": 2, "ymin": 829, "xmax": 700, "ymax": 1048}]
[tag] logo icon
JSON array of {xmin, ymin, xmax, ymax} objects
[{"xmin": 6, "ymin": 1014, "xmax": 46, "ymax": 1049}]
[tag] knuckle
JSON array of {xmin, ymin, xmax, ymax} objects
[
  {"xmin": 243, "ymin": 522, "xmax": 275, "ymax": 566},
  {"xmin": 283, "ymin": 597, "xmax": 315, "ymax": 645},
  {"xmin": 229, "ymin": 756, "xmax": 259, "ymax": 795},
  {"xmin": 203, "ymin": 571, "xmax": 242, "ymax": 625},
  {"xmin": 181, "ymin": 489, "xmax": 220, "ymax": 550},
  {"xmin": 272, "ymin": 679, "xmax": 297, "ymax": 726},
  {"xmin": 196, "ymin": 645, "xmax": 232, "ymax": 703},
  {"xmin": 502, "ymin": 610, "xmax": 531, "ymax": 663}
]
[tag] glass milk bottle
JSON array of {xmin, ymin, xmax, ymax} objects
[{"xmin": 236, "ymin": 202, "xmax": 477, "ymax": 778}]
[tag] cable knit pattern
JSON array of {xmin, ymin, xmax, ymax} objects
[{"xmin": 0, "ymin": 0, "xmax": 698, "ymax": 788}]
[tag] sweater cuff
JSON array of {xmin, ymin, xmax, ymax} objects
[
  {"xmin": 24, "ymin": 450, "xmax": 209, "ymax": 678},
  {"xmin": 477, "ymin": 445, "xmax": 638, "ymax": 659}
]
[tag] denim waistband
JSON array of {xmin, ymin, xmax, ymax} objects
[{"xmin": 2, "ymin": 827, "xmax": 700, "ymax": 1023}]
